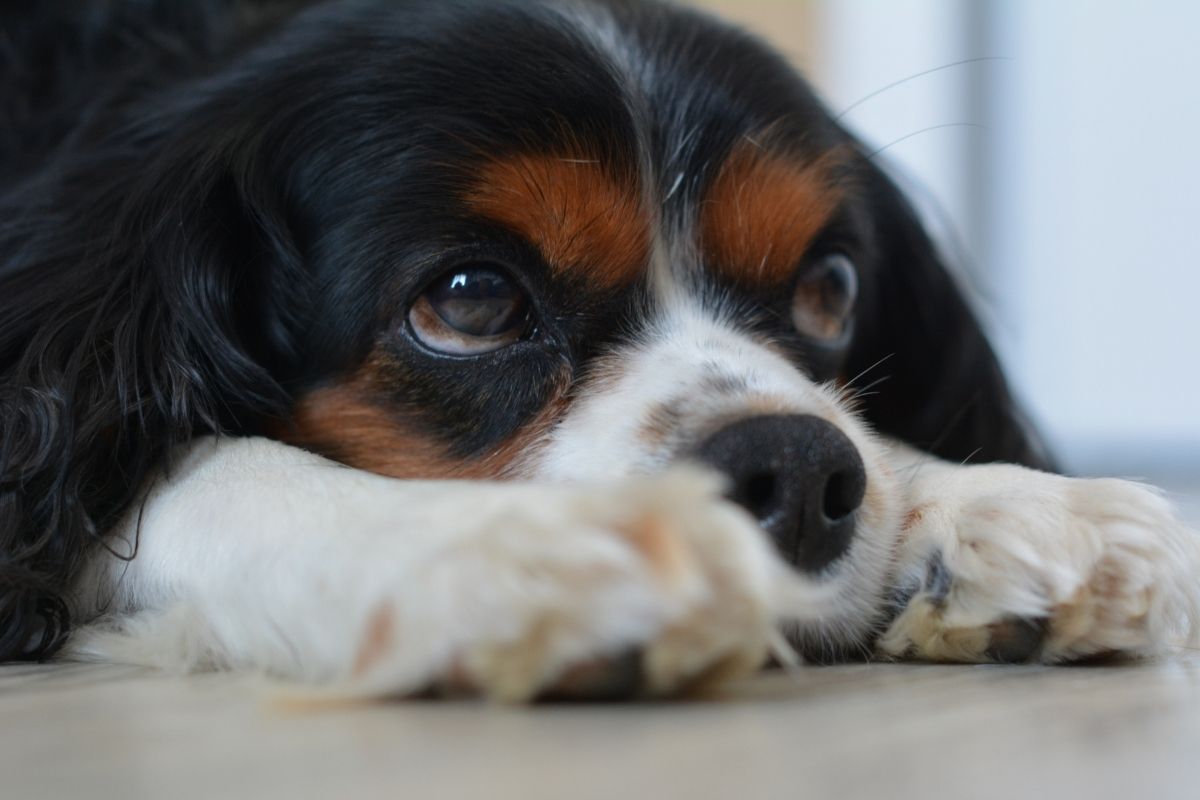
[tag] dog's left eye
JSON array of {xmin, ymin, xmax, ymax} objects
[
  {"xmin": 792, "ymin": 254, "xmax": 858, "ymax": 344},
  {"xmin": 408, "ymin": 267, "xmax": 531, "ymax": 355}
]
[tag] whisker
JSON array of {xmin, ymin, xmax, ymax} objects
[
  {"xmin": 865, "ymin": 123, "xmax": 989, "ymax": 162},
  {"xmin": 842, "ymin": 353, "xmax": 895, "ymax": 392},
  {"xmin": 848, "ymin": 373, "xmax": 891, "ymax": 401},
  {"xmin": 959, "ymin": 447, "xmax": 983, "ymax": 467},
  {"xmin": 835, "ymin": 56, "xmax": 1013, "ymax": 121},
  {"xmin": 767, "ymin": 628, "xmax": 804, "ymax": 683},
  {"xmin": 842, "ymin": 390, "xmax": 880, "ymax": 411},
  {"xmin": 925, "ymin": 390, "xmax": 982, "ymax": 457}
]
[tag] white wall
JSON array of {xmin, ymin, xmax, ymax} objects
[
  {"xmin": 815, "ymin": 0, "xmax": 977, "ymax": 265},
  {"xmin": 988, "ymin": 1, "xmax": 1200, "ymax": 474},
  {"xmin": 818, "ymin": 1, "xmax": 1200, "ymax": 476}
]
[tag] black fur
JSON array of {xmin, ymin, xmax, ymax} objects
[{"xmin": 0, "ymin": 0, "xmax": 1047, "ymax": 662}]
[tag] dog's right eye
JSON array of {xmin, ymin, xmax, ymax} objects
[
  {"xmin": 408, "ymin": 266, "xmax": 531, "ymax": 356},
  {"xmin": 791, "ymin": 253, "xmax": 858, "ymax": 345}
]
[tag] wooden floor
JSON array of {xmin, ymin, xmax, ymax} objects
[
  {"xmin": 4, "ymin": 654, "xmax": 1200, "ymax": 799},
  {"xmin": 5, "ymin": 483, "xmax": 1198, "ymax": 800}
]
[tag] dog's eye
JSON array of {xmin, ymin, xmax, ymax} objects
[
  {"xmin": 792, "ymin": 254, "xmax": 858, "ymax": 344},
  {"xmin": 409, "ymin": 267, "xmax": 531, "ymax": 355}
]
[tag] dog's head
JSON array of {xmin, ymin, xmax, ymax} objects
[
  {"xmin": 0, "ymin": 0, "xmax": 1048, "ymax": 659},
  {"xmin": 248, "ymin": 0, "xmax": 1047, "ymax": 651}
]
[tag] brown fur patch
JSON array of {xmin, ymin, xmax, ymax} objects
[
  {"xmin": 464, "ymin": 152, "xmax": 649, "ymax": 289},
  {"xmin": 701, "ymin": 138, "xmax": 846, "ymax": 286},
  {"xmin": 902, "ymin": 505, "xmax": 928, "ymax": 532},
  {"xmin": 272, "ymin": 353, "xmax": 567, "ymax": 480},
  {"xmin": 620, "ymin": 512, "xmax": 691, "ymax": 586},
  {"xmin": 352, "ymin": 604, "xmax": 396, "ymax": 678}
]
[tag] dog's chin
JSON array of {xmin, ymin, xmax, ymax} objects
[
  {"xmin": 768, "ymin": 501, "xmax": 905, "ymax": 664},
  {"xmin": 778, "ymin": 602, "xmax": 884, "ymax": 663},
  {"xmin": 781, "ymin": 634, "xmax": 874, "ymax": 665}
]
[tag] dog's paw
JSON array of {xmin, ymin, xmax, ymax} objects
[
  {"xmin": 350, "ymin": 467, "xmax": 792, "ymax": 702},
  {"xmin": 879, "ymin": 466, "xmax": 1200, "ymax": 663}
]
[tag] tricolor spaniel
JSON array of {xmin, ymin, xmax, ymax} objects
[{"xmin": 2, "ymin": 0, "xmax": 1197, "ymax": 701}]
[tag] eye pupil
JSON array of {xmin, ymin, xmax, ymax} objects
[
  {"xmin": 817, "ymin": 258, "xmax": 855, "ymax": 318},
  {"xmin": 429, "ymin": 269, "xmax": 525, "ymax": 337},
  {"xmin": 792, "ymin": 254, "xmax": 858, "ymax": 343}
]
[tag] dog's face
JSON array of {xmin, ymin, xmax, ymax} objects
[
  {"xmin": 226, "ymin": 0, "xmax": 904, "ymax": 652},
  {"xmin": 83, "ymin": 0, "xmax": 1036, "ymax": 656}
]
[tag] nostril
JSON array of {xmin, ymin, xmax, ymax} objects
[
  {"xmin": 821, "ymin": 470, "xmax": 860, "ymax": 522},
  {"xmin": 739, "ymin": 472, "xmax": 777, "ymax": 519},
  {"xmin": 692, "ymin": 414, "xmax": 865, "ymax": 573}
]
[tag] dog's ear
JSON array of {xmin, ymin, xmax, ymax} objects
[
  {"xmin": 845, "ymin": 161, "xmax": 1054, "ymax": 470},
  {"xmin": 0, "ymin": 119, "xmax": 304, "ymax": 660}
]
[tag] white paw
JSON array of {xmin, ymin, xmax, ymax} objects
[
  {"xmin": 346, "ymin": 468, "xmax": 799, "ymax": 702},
  {"xmin": 880, "ymin": 466, "xmax": 1200, "ymax": 663},
  {"xmin": 65, "ymin": 464, "xmax": 807, "ymax": 702}
]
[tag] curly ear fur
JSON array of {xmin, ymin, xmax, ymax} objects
[
  {"xmin": 0, "ymin": 24, "xmax": 306, "ymax": 659},
  {"xmin": 847, "ymin": 161, "xmax": 1054, "ymax": 471}
]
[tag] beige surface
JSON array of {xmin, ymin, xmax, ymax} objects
[{"xmin": 4, "ymin": 654, "xmax": 1200, "ymax": 800}]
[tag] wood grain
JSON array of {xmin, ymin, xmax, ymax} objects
[{"xmin": 3, "ymin": 654, "xmax": 1199, "ymax": 800}]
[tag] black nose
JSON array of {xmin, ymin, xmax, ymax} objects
[{"xmin": 694, "ymin": 414, "xmax": 866, "ymax": 572}]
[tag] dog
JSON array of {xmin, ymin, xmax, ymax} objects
[{"xmin": 2, "ymin": 0, "xmax": 1197, "ymax": 701}]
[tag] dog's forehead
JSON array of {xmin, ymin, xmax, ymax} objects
[{"xmin": 407, "ymin": 0, "xmax": 850, "ymax": 291}]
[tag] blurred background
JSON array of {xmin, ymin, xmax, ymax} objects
[{"xmin": 691, "ymin": 0, "xmax": 1200, "ymax": 516}]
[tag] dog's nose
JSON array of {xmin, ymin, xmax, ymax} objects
[{"xmin": 694, "ymin": 414, "xmax": 866, "ymax": 572}]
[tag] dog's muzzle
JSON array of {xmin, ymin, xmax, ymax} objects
[{"xmin": 695, "ymin": 413, "xmax": 866, "ymax": 572}]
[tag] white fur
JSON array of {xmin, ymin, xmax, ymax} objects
[
  {"xmin": 879, "ymin": 444, "xmax": 1200, "ymax": 662},
  {"xmin": 66, "ymin": 274, "xmax": 1200, "ymax": 698},
  {"xmin": 68, "ymin": 437, "xmax": 829, "ymax": 701},
  {"xmin": 516, "ymin": 293, "xmax": 904, "ymax": 651}
]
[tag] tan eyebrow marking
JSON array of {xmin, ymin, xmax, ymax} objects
[
  {"xmin": 464, "ymin": 152, "xmax": 650, "ymax": 290},
  {"xmin": 701, "ymin": 137, "xmax": 847, "ymax": 286}
]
